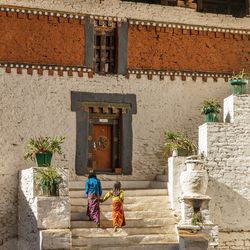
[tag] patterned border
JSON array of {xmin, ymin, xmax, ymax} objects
[
  {"xmin": 0, "ymin": 5, "xmax": 249, "ymax": 33},
  {"xmin": 128, "ymin": 19, "xmax": 250, "ymax": 35},
  {"xmin": 0, "ymin": 6, "xmax": 85, "ymax": 20},
  {"xmin": 0, "ymin": 62, "xmax": 94, "ymax": 77},
  {"xmin": 127, "ymin": 69, "xmax": 231, "ymax": 81},
  {"xmin": 0, "ymin": 62, "xmax": 233, "ymax": 81}
]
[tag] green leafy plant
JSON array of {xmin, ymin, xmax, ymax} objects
[
  {"xmin": 201, "ymin": 99, "xmax": 221, "ymax": 115},
  {"xmin": 191, "ymin": 211, "xmax": 203, "ymax": 226},
  {"xmin": 36, "ymin": 167, "xmax": 63, "ymax": 196},
  {"xmin": 230, "ymin": 69, "xmax": 249, "ymax": 94},
  {"xmin": 163, "ymin": 131, "xmax": 197, "ymax": 156},
  {"xmin": 24, "ymin": 136, "xmax": 65, "ymax": 161},
  {"xmin": 231, "ymin": 69, "xmax": 249, "ymax": 81}
]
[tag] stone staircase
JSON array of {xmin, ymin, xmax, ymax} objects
[{"xmin": 69, "ymin": 175, "xmax": 179, "ymax": 250}]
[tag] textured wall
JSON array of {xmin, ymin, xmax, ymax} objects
[
  {"xmin": 128, "ymin": 25, "xmax": 250, "ymax": 73},
  {"xmin": 0, "ymin": 68, "xmax": 234, "ymax": 248},
  {"xmin": 0, "ymin": 0, "xmax": 250, "ymax": 30},
  {"xmin": 199, "ymin": 96, "xmax": 250, "ymax": 247},
  {"xmin": 0, "ymin": 0, "xmax": 249, "ymax": 248},
  {"xmin": 219, "ymin": 232, "xmax": 250, "ymax": 250},
  {"xmin": 0, "ymin": 11, "xmax": 84, "ymax": 66},
  {"xmin": 0, "ymin": 7, "xmax": 249, "ymax": 74},
  {"xmin": 18, "ymin": 167, "xmax": 71, "ymax": 250}
]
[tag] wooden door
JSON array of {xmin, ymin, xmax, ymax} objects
[{"xmin": 91, "ymin": 124, "xmax": 112, "ymax": 171}]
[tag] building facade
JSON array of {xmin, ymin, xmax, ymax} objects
[{"xmin": 0, "ymin": 0, "xmax": 250, "ymax": 249}]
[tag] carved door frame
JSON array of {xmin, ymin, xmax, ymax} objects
[{"xmin": 71, "ymin": 91, "xmax": 137, "ymax": 175}]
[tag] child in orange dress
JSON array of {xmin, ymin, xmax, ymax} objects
[{"xmin": 101, "ymin": 181, "xmax": 126, "ymax": 232}]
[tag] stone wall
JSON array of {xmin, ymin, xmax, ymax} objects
[
  {"xmin": 168, "ymin": 156, "xmax": 186, "ymax": 212},
  {"xmin": 219, "ymin": 232, "xmax": 250, "ymax": 250},
  {"xmin": 199, "ymin": 95, "xmax": 250, "ymax": 248},
  {"xmin": 18, "ymin": 167, "xmax": 71, "ymax": 250}
]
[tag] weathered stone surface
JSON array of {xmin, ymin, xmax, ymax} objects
[
  {"xmin": 219, "ymin": 232, "xmax": 250, "ymax": 250},
  {"xmin": 18, "ymin": 167, "xmax": 70, "ymax": 249},
  {"xmin": 179, "ymin": 235, "xmax": 208, "ymax": 250},
  {"xmin": 180, "ymin": 161, "xmax": 208, "ymax": 196},
  {"xmin": 0, "ymin": 174, "xmax": 18, "ymax": 249},
  {"xmin": 36, "ymin": 197, "xmax": 70, "ymax": 229},
  {"xmin": 40, "ymin": 229, "xmax": 71, "ymax": 250},
  {"xmin": 198, "ymin": 95, "xmax": 250, "ymax": 247},
  {"xmin": 168, "ymin": 156, "xmax": 186, "ymax": 212}
]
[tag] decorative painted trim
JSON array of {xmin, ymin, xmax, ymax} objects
[
  {"xmin": 127, "ymin": 69, "xmax": 231, "ymax": 81},
  {"xmin": 90, "ymin": 14, "xmax": 127, "ymax": 24},
  {"xmin": 0, "ymin": 5, "xmax": 85, "ymax": 20},
  {"xmin": 1, "ymin": 5, "xmax": 248, "ymax": 34},
  {"xmin": 128, "ymin": 19, "xmax": 250, "ymax": 35},
  {"xmin": 0, "ymin": 62, "xmax": 93, "ymax": 77}
]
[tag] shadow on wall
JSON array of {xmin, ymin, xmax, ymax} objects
[
  {"xmin": 18, "ymin": 187, "xmax": 40, "ymax": 250},
  {"xmin": 207, "ymin": 177, "xmax": 250, "ymax": 231},
  {"xmin": 0, "ymin": 174, "xmax": 18, "ymax": 250}
]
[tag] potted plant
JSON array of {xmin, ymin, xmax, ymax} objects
[
  {"xmin": 24, "ymin": 136, "xmax": 65, "ymax": 167},
  {"xmin": 163, "ymin": 131, "xmax": 197, "ymax": 157},
  {"xmin": 36, "ymin": 166, "xmax": 63, "ymax": 196},
  {"xmin": 230, "ymin": 69, "xmax": 248, "ymax": 95},
  {"xmin": 191, "ymin": 211, "xmax": 203, "ymax": 226},
  {"xmin": 201, "ymin": 99, "xmax": 221, "ymax": 122}
]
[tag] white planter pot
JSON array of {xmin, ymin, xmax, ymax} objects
[{"xmin": 180, "ymin": 156, "xmax": 208, "ymax": 196}]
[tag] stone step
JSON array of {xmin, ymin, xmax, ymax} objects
[
  {"xmin": 72, "ymin": 234, "xmax": 178, "ymax": 247},
  {"xmin": 75, "ymin": 175, "xmax": 156, "ymax": 182},
  {"xmin": 71, "ymin": 243, "xmax": 179, "ymax": 250},
  {"xmin": 70, "ymin": 195, "xmax": 169, "ymax": 206},
  {"xmin": 70, "ymin": 189, "xmax": 168, "ymax": 197},
  {"xmin": 71, "ymin": 210, "xmax": 174, "ymax": 221},
  {"xmin": 71, "ymin": 218, "xmax": 177, "ymax": 229},
  {"xmin": 71, "ymin": 227, "xmax": 177, "ymax": 237},
  {"xmin": 156, "ymin": 175, "xmax": 168, "ymax": 182},
  {"xmin": 71, "ymin": 201, "xmax": 172, "ymax": 212},
  {"xmin": 69, "ymin": 181, "xmax": 167, "ymax": 190}
]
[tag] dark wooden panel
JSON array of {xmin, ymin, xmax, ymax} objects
[
  {"xmin": 197, "ymin": 0, "xmax": 247, "ymax": 17},
  {"xmin": 92, "ymin": 124, "xmax": 112, "ymax": 170},
  {"xmin": 85, "ymin": 16, "xmax": 94, "ymax": 68},
  {"xmin": 117, "ymin": 21, "xmax": 128, "ymax": 75},
  {"xmin": 75, "ymin": 111, "xmax": 89, "ymax": 175}
]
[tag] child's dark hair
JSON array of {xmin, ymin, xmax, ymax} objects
[
  {"xmin": 88, "ymin": 169, "xmax": 96, "ymax": 178},
  {"xmin": 113, "ymin": 181, "xmax": 121, "ymax": 196}
]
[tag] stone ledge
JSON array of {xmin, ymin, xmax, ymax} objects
[
  {"xmin": 36, "ymin": 197, "xmax": 70, "ymax": 229},
  {"xmin": 223, "ymin": 94, "xmax": 250, "ymax": 124},
  {"xmin": 20, "ymin": 167, "xmax": 69, "ymax": 198},
  {"xmin": 40, "ymin": 229, "xmax": 71, "ymax": 250}
]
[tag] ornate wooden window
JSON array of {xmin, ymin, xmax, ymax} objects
[
  {"xmin": 94, "ymin": 28, "xmax": 116, "ymax": 74},
  {"xmin": 85, "ymin": 16, "xmax": 128, "ymax": 75},
  {"xmin": 196, "ymin": 0, "xmax": 248, "ymax": 17}
]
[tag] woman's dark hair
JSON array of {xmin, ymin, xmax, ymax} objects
[
  {"xmin": 88, "ymin": 169, "xmax": 96, "ymax": 178},
  {"xmin": 113, "ymin": 181, "xmax": 121, "ymax": 196}
]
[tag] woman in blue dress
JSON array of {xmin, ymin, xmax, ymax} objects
[{"xmin": 85, "ymin": 170, "xmax": 102, "ymax": 227}]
